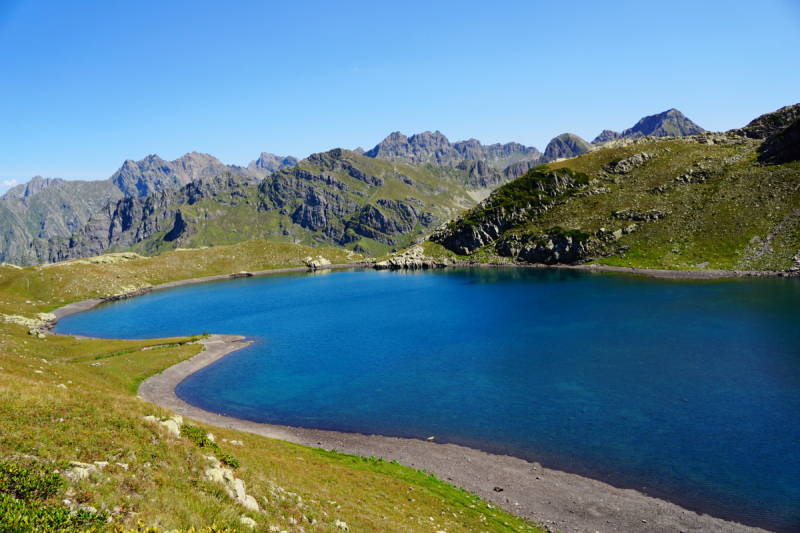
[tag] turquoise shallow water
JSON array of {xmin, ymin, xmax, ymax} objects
[{"xmin": 55, "ymin": 268, "xmax": 800, "ymax": 531}]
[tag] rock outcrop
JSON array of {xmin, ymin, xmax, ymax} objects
[
  {"xmin": 604, "ymin": 152, "xmax": 655, "ymax": 174},
  {"xmin": 374, "ymin": 246, "xmax": 442, "ymax": 269},
  {"xmin": 516, "ymin": 235, "xmax": 591, "ymax": 264},
  {"xmin": 748, "ymin": 104, "xmax": 800, "ymax": 165},
  {"xmin": 204, "ymin": 455, "xmax": 260, "ymax": 512},
  {"xmin": 739, "ymin": 103, "xmax": 800, "ymax": 140},
  {"xmin": 759, "ymin": 119, "xmax": 800, "ymax": 164}
]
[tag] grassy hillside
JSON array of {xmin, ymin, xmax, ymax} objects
[
  {"xmin": 433, "ymin": 132, "xmax": 800, "ymax": 272},
  {"xmin": 0, "ymin": 241, "xmax": 541, "ymax": 532}
]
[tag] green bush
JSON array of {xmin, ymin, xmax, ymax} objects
[
  {"xmin": 0, "ymin": 461, "xmax": 108, "ymax": 532},
  {"xmin": 180, "ymin": 424, "xmax": 240, "ymax": 469},
  {"xmin": 0, "ymin": 461, "xmax": 63, "ymax": 501}
]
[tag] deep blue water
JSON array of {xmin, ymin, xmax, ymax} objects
[{"xmin": 55, "ymin": 268, "xmax": 800, "ymax": 531}]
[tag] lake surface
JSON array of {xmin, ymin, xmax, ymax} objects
[{"xmin": 55, "ymin": 268, "xmax": 800, "ymax": 531}]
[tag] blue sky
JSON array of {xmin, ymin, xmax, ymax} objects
[{"xmin": 1, "ymin": 0, "xmax": 799, "ymax": 190}]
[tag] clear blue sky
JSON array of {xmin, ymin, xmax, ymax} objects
[{"xmin": 1, "ymin": 0, "xmax": 799, "ymax": 190}]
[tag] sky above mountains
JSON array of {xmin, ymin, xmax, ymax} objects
[{"xmin": 1, "ymin": 0, "xmax": 799, "ymax": 191}]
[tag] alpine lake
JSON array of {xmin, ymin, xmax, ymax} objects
[{"xmin": 54, "ymin": 267, "xmax": 800, "ymax": 532}]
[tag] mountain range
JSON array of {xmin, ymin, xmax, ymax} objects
[
  {"xmin": 430, "ymin": 103, "xmax": 800, "ymax": 272},
  {"xmin": 1, "ymin": 108, "xmax": 711, "ymax": 265},
  {"xmin": 0, "ymin": 152, "xmax": 297, "ymax": 265}
]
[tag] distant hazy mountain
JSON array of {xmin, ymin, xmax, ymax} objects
[
  {"xmin": 364, "ymin": 131, "xmax": 542, "ymax": 170},
  {"xmin": 3, "ymin": 176, "xmax": 67, "ymax": 200},
  {"xmin": 542, "ymin": 133, "xmax": 594, "ymax": 161},
  {"xmin": 592, "ymin": 109, "xmax": 705, "ymax": 144},
  {"xmin": 247, "ymin": 152, "xmax": 300, "ymax": 174},
  {"xmin": 592, "ymin": 130, "xmax": 622, "ymax": 144},
  {"xmin": 0, "ymin": 151, "xmax": 298, "ymax": 265}
]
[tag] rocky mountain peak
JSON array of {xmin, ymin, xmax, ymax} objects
[
  {"xmin": 592, "ymin": 130, "xmax": 622, "ymax": 144},
  {"xmin": 591, "ymin": 109, "xmax": 705, "ymax": 145},
  {"xmin": 364, "ymin": 131, "xmax": 540, "ymax": 169},
  {"xmin": 2, "ymin": 175, "xmax": 67, "ymax": 200},
  {"xmin": 542, "ymin": 133, "xmax": 593, "ymax": 162},
  {"xmin": 247, "ymin": 152, "xmax": 299, "ymax": 173},
  {"xmin": 621, "ymin": 109, "xmax": 704, "ymax": 139}
]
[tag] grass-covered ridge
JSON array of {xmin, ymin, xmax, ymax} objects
[
  {"xmin": 437, "ymin": 133, "xmax": 800, "ymax": 272},
  {"xmin": 0, "ymin": 240, "xmax": 544, "ymax": 532}
]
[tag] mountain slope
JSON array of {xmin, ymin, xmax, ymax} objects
[
  {"xmin": 28, "ymin": 149, "xmax": 502, "ymax": 263},
  {"xmin": 431, "ymin": 105, "xmax": 800, "ymax": 272},
  {"xmin": 0, "ymin": 152, "xmax": 298, "ymax": 265}
]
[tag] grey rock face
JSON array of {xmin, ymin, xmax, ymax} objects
[
  {"xmin": 110, "ymin": 152, "xmax": 252, "ymax": 198},
  {"xmin": 455, "ymin": 160, "xmax": 506, "ymax": 188},
  {"xmin": 741, "ymin": 103, "xmax": 800, "ymax": 164},
  {"xmin": 542, "ymin": 134, "xmax": 593, "ymax": 162},
  {"xmin": 592, "ymin": 110, "xmax": 704, "ymax": 145},
  {"xmin": 503, "ymin": 160, "xmax": 541, "ymax": 180},
  {"xmin": 1, "ymin": 150, "xmax": 296, "ymax": 264}
]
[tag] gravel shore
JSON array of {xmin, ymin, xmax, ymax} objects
[{"xmin": 137, "ymin": 335, "xmax": 770, "ymax": 533}]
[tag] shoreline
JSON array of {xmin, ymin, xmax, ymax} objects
[
  {"xmin": 45, "ymin": 262, "xmax": 784, "ymax": 533},
  {"xmin": 138, "ymin": 335, "xmax": 770, "ymax": 533}
]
